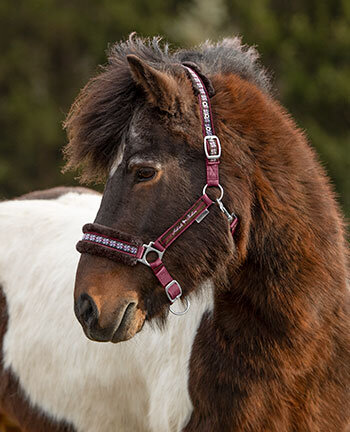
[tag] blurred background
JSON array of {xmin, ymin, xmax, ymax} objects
[{"xmin": 0, "ymin": 0, "xmax": 349, "ymax": 216}]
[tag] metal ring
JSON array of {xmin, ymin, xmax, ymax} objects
[
  {"xmin": 137, "ymin": 242, "xmax": 164, "ymax": 267},
  {"xmin": 169, "ymin": 297, "xmax": 190, "ymax": 316},
  {"xmin": 202, "ymin": 183, "xmax": 224, "ymax": 202}
]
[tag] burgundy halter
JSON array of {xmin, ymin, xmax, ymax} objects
[{"xmin": 77, "ymin": 65, "xmax": 238, "ymax": 315}]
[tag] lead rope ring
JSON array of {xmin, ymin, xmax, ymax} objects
[{"xmin": 169, "ymin": 297, "xmax": 190, "ymax": 316}]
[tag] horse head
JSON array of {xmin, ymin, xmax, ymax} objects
[{"xmin": 65, "ymin": 38, "xmax": 255, "ymax": 343}]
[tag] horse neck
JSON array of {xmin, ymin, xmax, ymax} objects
[{"xmin": 212, "ymin": 75, "xmax": 348, "ymax": 339}]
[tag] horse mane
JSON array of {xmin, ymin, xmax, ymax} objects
[{"xmin": 63, "ymin": 34, "xmax": 271, "ymax": 183}]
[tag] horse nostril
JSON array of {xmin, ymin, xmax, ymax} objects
[
  {"xmin": 75, "ymin": 294, "xmax": 98, "ymax": 329},
  {"xmin": 80, "ymin": 299, "xmax": 93, "ymax": 322}
]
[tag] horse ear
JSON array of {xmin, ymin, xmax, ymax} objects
[{"xmin": 127, "ymin": 54, "xmax": 179, "ymax": 114}]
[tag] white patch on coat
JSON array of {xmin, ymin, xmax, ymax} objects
[
  {"xmin": 0, "ymin": 193, "xmax": 214, "ymax": 432},
  {"xmin": 129, "ymin": 123, "xmax": 140, "ymax": 140},
  {"xmin": 109, "ymin": 109, "xmax": 144, "ymax": 178},
  {"xmin": 109, "ymin": 140, "xmax": 126, "ymax": 178}
]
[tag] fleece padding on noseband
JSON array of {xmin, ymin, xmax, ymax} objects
[{"xmin": 76, "ymin": 223, "xmax": 143, "ymax": 266}]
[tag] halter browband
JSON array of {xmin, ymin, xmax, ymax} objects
[{"xmin": 77, "ymin": 65, "xmax": 238, "ymax": 315}]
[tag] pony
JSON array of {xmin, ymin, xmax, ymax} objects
[{"xmin": 0, "ymin": 35, "xmax": 349, "ymax": 431}]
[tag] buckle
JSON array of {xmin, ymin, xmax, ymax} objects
[
  {"xmin": 165, "ymin": 280, "xmax": 182, "ymax": 302},
  {"xmin": 204, "ymin": 135, "xmax": 221, "ymax": 160},
  {"xmin": 137, "ymin": 242, "xmax": 164, "ymax": 267}
]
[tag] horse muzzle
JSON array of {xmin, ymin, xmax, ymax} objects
[
  {"xmin": 75, "ymin": 294, "xmax": 141, "ymax": 342},
  {"xmin": 74, "ymin": 254, "xmax": 146, "ymax": 343}
]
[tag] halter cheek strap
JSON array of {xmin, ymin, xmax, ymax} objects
[
  {"xmin": 184, "ymin": 66, "xmax": 238, "ymax": 236},
  {"xmin": 184, "ymin": 66, "xmax": 221, "ymax": 188},
  {"xmin": 77, "ymin": 65, "xmax": 238, "ymax": 315}
]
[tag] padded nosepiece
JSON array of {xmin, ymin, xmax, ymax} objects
[{"xmin": 76, "ymin": 223, "xmax": 144, "ymax": 266}]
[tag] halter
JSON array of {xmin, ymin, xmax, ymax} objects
[{"xmin": 77, "ymin": 65, "xmax": 238, "ymax": 316}]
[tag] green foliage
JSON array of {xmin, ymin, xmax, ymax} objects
[
  {"xmin": 0, "ymin": 0, "xmax": 349, "ymax": 218},
  {"xmin": 0, "ymin": 0, "xmax": 187, "ymax": 196}
]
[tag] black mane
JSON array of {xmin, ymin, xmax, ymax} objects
[{"xmin": 111, "ymin": 35, "xmax": 271, "ymax": 93}]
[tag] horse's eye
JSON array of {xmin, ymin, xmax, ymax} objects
[{"xmin": 135, "ymin": 167, "xmax": 156, "ymax": 182}]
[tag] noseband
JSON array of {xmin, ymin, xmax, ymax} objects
[{"xmin": 77, "ymin": 65, "xmax": 238, "ymax": 316}]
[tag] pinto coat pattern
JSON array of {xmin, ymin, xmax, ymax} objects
[{"xmin": 0, "ymin": 35, "xmax": 349, "ymax": 431}]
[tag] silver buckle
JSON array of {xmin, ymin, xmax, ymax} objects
[
  {"xmin": 165, "ymin": 280, "xmax": 182, "ymax": 303},
  {"xmin": 204, "ymin": 135, "xmax": 221, "ymax": 160},
  {"xmin": 137, "ymin": 242, "xmax": 164, "ymax": 267}
]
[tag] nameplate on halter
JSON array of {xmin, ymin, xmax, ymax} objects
[{"xmin": 196, "ymin": 208, "xmax": 209, "ymax": 223}]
